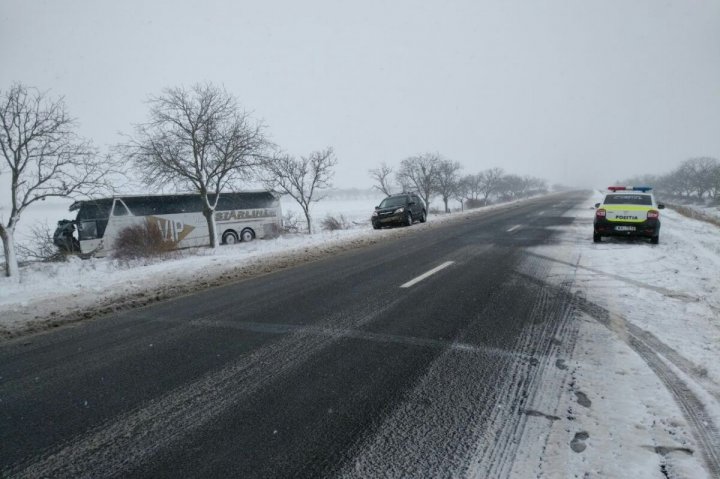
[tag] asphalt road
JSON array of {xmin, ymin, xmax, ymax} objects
[{"xmin": 0, "ymin": 192, "xmax": 588, "ymax": 478}]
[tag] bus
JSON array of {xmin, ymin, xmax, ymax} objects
[{"xmin": 55, "ymin": 191, "xmax": 282, "ymax": 257}]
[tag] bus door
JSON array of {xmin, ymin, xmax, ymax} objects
[{"xmin": 76, "ymin": 199, "xmax": 113, "ymax": 255}]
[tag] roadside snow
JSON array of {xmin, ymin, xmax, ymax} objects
[
  {"xmin": 671, "ymin": 202, "xmax": 720, "ymax": 224},
  {"xmin": 0, "ymin": 196, "xmax": 531, "ymax": 337},
  {"xmin": 518, "ymin": 191, "xmax": 720, "ymax": 478}
]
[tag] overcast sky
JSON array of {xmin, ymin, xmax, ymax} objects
[{"xmin": 2, "ymin": 0, "xmax": 719, "ymax": 190}]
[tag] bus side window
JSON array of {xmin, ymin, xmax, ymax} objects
[{"xmin": 112, "ymin": 200, "xmax": 131, "ymax": 216}]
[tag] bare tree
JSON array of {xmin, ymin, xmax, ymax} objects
[
  {"xmin": 435, "ymin": 159, "xmax": 462, "ymax": 213},
  {"xmin": 496, "ymin": 174, "xmax": 528, "ymax": 201},
  {"xmin": 711, "ymin": 161, "xmax": 720, "ymax": 201},
  {"xmin": 262, "ymin": 148, "xmax": 337, "ymax": 234},
  {"xmin": 514, "ymin": 175, "xmax": 547, "ymax": 198},
  {"xmin": 453, "ymin": 175, "xmax": 473, "ymax": 210},
  {"xmin": 460, "ymin": 173, "xmax": 483, "ymax": 201},
  {"xmin": 683, "ymin": 157, "xmax": 719, "ymax": 199},
  {"xmin": 0, "ymin": 83, "xmax": 110, "ymax": 278},
  {"xmin": 396, "ymin": 153, "xmax": 440, "ymax": 211},
  {"xmin": 368, "ymin": 162, "xmax": 394, "ymax": 196},
  {"xmin": 674, "ymin": 162, "xmax": 697, "ymax": 198},
  {"xmin": 121, "ymin": 83, "xmax": 269, "ymax": 248},
  {"xmin": 478, "ymin": 167, "xmax": 504, "ymax": 205},
  {"xmin": 627, "ymin": 158, "xmax": 720, "ymax": 204},
  {"xmin": 15, "ymin": 221, "xmax": 68, "ymax": 263}
]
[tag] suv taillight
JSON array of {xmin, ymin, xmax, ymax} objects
[
  {"xmin": 647, "ymin": 210, "xmax": 659, "ymax": 219},
  {"xmin": 596, "ymin": 208, "xmax": 606, "ymax": 218}
]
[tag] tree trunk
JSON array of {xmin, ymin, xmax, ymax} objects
[
  {"xmin": 199, "ymin": 191, "xmax": 218, "ymax": 248},
  {"xmin": 443, "ymin": 197, "xmax": 449, "ymax": 213},
  {"xmin": 303, "ymin": 208, "xmax": 312, "ymax": 235},
  {"xmin": 421, "ymin": 194, "xmax": 430, "ymax": 214},
  {"xmin": 203, "ymin": 209, "xmax": 218, "ymax": 248},
  {"xmin": 1, "ymin": 226, "xmax": 19, "ymax": 279}
]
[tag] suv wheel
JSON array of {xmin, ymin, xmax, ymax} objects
[
  {"xmin": 420, "ymin": 210, "xmax": 427, "ymax": 223},
  {"xmin": 405, "ymin": 212, "xmax": 413, "ymax": 226}
]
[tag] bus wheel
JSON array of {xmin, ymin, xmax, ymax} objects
[
  {"xmin": 240, "ymin": 228, "xmax": 255, "ymax": 242},
  {"xmin": 222, "ymin": 231, "xmax": 239, "ymax": 245}
]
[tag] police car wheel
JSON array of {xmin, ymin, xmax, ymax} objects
[
  {"xmin": 650, "ymin": 235, "xmax": 659, "ymax": 244},
  {"xmin": 593, "ymin": 233, "xmax": 601, "ymax": 243}
]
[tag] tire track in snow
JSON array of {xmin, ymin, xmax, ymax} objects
[
  {"xmin": 575, "ymin": 297, "xmax": 720, "ymax": 478},
  {"xmin": 527, "ymin": 252, "xmax": 699, "ymax": 303},
  {"xmin": 340, "ymin": 254, "xmax": 575, "ymax": 478},
  {"xmin": 465, "ymin": 257, "xmax": 576, "ymax": 478},
  {"xmin": 518, "ymin": 266, "xmax": 720, "ymax": 477}
]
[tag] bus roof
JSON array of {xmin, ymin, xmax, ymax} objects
[{"xmin": 70, "ymin": 190, "xmax": 279, "ymax": 211}]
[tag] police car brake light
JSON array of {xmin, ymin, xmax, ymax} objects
[
  {"xmin": 647, "ymin": 210, "xmax": 659, "ymax": 219},
  {"xmin": 596, "ymin": 208, "xmax": 606, "ymax": 217}
]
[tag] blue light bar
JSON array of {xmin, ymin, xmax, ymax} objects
[{"xmin": 607, "ymin": 186, "xmax": 653, "ymax": 192}]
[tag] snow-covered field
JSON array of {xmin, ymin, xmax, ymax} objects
[{"xmin": 2, "ymin": 191, "xmax": 719, "ymax": 476}]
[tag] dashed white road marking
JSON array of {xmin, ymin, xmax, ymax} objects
[
  {"xmin": 506, "ymin": 225, "xmax": 522, "ymax": 233},
  {"xmin": 400, "ymin": 261, "xmax": 455, "ymax": 289}
]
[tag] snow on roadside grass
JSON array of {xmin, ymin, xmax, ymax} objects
[
  {"xmin": 669, "ymin": 202, "xmax": 720, "ymax": 226},
  {"xmin": 0, "ymin": 219, "xmax": 377, "ymax": 335},
  {"xmin": 520, "ymin": 191, "xmax": 720, "ymax": 478}
]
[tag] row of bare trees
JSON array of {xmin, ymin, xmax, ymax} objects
[
  {"xmin": 1, "ymin": 82, "xmax": 337, "ymax": 277},
  {"xmin": 626, "ymin": 157, "xmax": 720, "ymax": 202},
  {"xmin": 369, "ymin": 154, "xmax": 547, "ymax": 212}
]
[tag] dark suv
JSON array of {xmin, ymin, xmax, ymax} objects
[{"xmin": 372, "ymin": 193, "xmax": 427, "ymax": 229}]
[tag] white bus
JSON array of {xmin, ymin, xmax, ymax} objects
[{"xmin": 56, "ymin": 191, "xmax": 282, "ymax": 257}]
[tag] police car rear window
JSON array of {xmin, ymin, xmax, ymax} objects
[{"xmin": 603, "ymin": 194, "xmax": 652, "ymax": 205}]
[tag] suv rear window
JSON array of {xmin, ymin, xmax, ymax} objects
[{"xmin": 603, "ymin": 194, "xmax": 652, "ymax": 205}]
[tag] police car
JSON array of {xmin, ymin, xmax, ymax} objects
[{"xmin": 593, "ymin": 186, "xmax": 665, "ymax": 244}]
